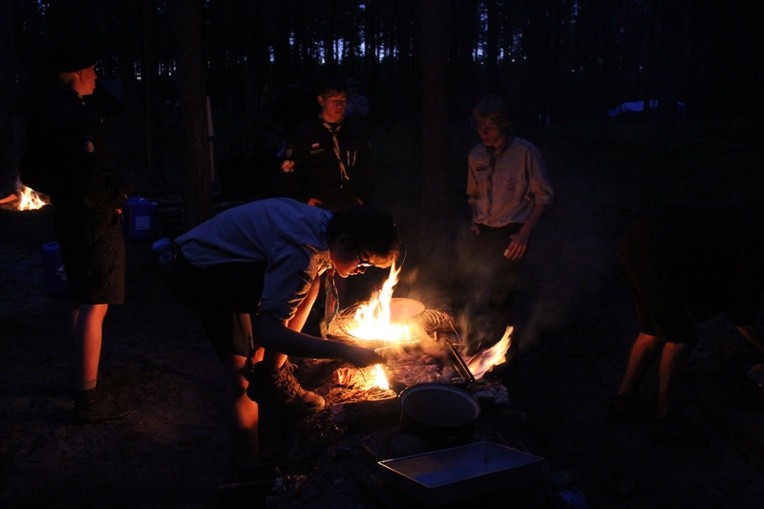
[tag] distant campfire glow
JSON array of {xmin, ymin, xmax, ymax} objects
[{"xmin": 3, "ymin": 182, "xmax": 50, "ymax": 211}]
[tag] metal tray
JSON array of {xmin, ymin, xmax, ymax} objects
[{"xmin": 377, "ymin": 441, "xmax": 544, "ymax": 507}]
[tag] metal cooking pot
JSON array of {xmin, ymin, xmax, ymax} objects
[
  {"xmin": 388, "ymin": 297, "xmax": 426, "ymax": 322},
  {"xmin": 327, "ymin": 297, "xmax": 427, "ymax": 349},
  {"xmin": 398, "ymin": 383, "xmax": 480, "ymax": 445}
]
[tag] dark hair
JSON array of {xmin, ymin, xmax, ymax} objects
[
  {"xmin": 328, "ymin": 205, "xmax": 401, "ymax": 267},
  {"xmin": 317, "ymin": 76, "xmax": 348, "ymax": 98}
]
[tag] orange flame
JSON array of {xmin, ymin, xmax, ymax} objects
[
  {"xmin": 374, "ymin": 364, "xmax": 390, "ymax": 390},
  {"xmin": 466, "ymin": 326, "xmax": 512, "ymax": 380},
  {"xmin": 15, "ymin": 184, "xmax": 50, "ymax": 211},
  {"xmin": 345, "ymin": 261, "xmax": 415, "ymax": 343}
]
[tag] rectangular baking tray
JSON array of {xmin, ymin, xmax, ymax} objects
[{"xmin": 377, "ymin": 441, "xmax": 544, "ymax": 507}]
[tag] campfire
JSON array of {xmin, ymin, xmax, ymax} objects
[
  {"xmin": 325, "ymin": 262, "xmax": 512, "ymax": 397},
  {"xmin": 0, "ymin": 180, "xmax": 50, "ymax": 211}
]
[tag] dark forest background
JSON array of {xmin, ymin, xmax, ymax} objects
[{"xmin": 2, "ymin": 0, "xmax": 762, "ymax": 247}]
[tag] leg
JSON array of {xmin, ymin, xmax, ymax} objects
[
  {"xmin": 248, "ymin": 276, "xmax": 325, "ymax": 414},
  {"xmin": 228, "ymin": 351, "xmax": 263, "ymax": 470},
  {"xmin": 650, "ymin": 341, "xmax": 705, "ymax": 445},
  {"xmin": 656, "ymin": 341, "xmax": 692, "ymax": 419},
  {"xmin": 73, "ymin": 303, "xmax": 109, "ymax": 391},
  {"xmin": 232, "ymin": 314, "xmax": 264, "ymax": 464},
  {"xmin": 609, "ymin": 332, "xmax": 662, "ymax": 422},
  {"xmin": 72, "ymin": 302, "xmax": 133, "ymax": 422},
  {"xmin": 261, "ymin": 275, "xmax": 322, "ymax": 371},
  {"xmin": 617, "ymin": 332, "xmax": 663, "ymax": 396}
]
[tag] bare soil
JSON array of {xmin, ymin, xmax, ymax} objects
[{"xmin": 2, "ymin": 120, "xmax": 763, "ymax": 508}]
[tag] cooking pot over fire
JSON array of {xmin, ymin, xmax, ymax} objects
[
  {"xmin": 327, "ymin": 297, "xmax": 430, "ymax": 347},
  {"xmin": 387, "ymin": 297, "xmax": 426, "ymax": 321}
]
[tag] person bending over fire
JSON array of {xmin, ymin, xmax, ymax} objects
[
  {"xmin": 610, "ymin": 202, "xmax": 764, "ymax": 445},
  {"xmin": 169, "ymin": 197, "xmax": 399, "ymax": 474}
]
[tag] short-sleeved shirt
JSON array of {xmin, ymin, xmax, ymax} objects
[
  {"xmin": 467, "ymin": 136, "xmax": 554, "ymax": 227},
  {"xmin": 174, "ymin": 198, "xmax": 333, "ymax": 321}
]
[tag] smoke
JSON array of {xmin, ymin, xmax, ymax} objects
[{"xmin": 394, "ymin": 220, "xmax": 589, "ymax": 360}]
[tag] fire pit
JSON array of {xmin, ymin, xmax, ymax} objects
[
  {"xmin": 260, "ymin": 262, "xmax": 529, "ymax": 507},
  {"xmin": 303, "ymin": 258, "xmax": 516, "ymax": 443}
]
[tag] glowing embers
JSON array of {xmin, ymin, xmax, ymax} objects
[{"xmin": 333, "ymin": 363, "xmax": 392, "ymax": 393}]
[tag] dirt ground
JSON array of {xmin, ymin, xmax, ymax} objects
[{"xmin": 2, "ymin": 121, "xmax": 763, "ymax": 508}]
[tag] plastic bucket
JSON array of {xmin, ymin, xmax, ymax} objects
[
  {"xmin": 39, "ymin": 241, "xmax": 68, "ymax": 297},
  {"xmin": 125, "ymin": 197, "xmax": 158, "ymax": 241}
]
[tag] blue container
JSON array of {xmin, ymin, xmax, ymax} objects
[
  {"xmin": 39, "ymin": 241, "xmax": 68, "ymax": 298},
  {"xmin": 126, "ymin": 197, "xmax": 158, "ymax": 241}
]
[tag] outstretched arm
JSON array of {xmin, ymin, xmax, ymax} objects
[{"xmin": 256, "ymin": 313, "xmax": 383, "ymax": 367}]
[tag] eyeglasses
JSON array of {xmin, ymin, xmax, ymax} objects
[{"xmin": 356, "ymin": 253, "xmax": 373, "ymax": 270}]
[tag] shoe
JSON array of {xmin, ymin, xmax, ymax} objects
[
  {"xmin": 74, "ymin": 389, "xmax": 134, "ymax": 424},
  {"xmin": 650, "ymin": 415, "xmax": 705, "ymax": 447},
  {"xmin": 607, "ymin": 393, "xmax": 650, "ymax": 423},
  {"xmin": 246, "ymin": 362, "xmax": 326, "ymax": 415}
]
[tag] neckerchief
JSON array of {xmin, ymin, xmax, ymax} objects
[
  {"xmin": 322, "ymin": 121, "xmax": 350, "ymax": 186},
  {"xmin": 320, "ymin": 269, "xmax": 339, "ymax": 336}
]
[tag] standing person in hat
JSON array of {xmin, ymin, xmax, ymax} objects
[
  {"xmin": 19, "ymin": 40, "xmax": 133, "ymax": 424},
  {"xmin": 462, "ymin": 94, "xmax": 554, "ymax": 328}
]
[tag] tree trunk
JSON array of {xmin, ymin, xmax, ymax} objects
[
  {"xmin": 141, "ymin": 0, "xmax": 166, "ymax": 192},
  {"xmin": 484, "ymin": 0, "xmax": 500, "ymax": 87},
  {"xmin": 417, "ymin": 0, "xmax": 452, "ymax": 262},
  {"xmin": 172, "ymin": 0, "xmax": 211, "ymax": 227},
  {"xmin": 244, "ymin": 1, "xmax": 271, "ymax": 121},
  {"xmin": 324, "ymin": 0, "xmax": 337, "ymax": 72}
]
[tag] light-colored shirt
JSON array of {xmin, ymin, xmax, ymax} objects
[
  {"xmin": 175, "ymin": 198, "xmax": 333, "ymax": 320},
  {"xmin": 467, "ymin": 136, "xmax": 554, "ymax": 227}
]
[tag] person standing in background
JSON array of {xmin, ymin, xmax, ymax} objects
[
  {"xmin": 610, "ymin": 203, "xmax": 764, "ymax": 445},
  {"xmin": 280, "ymin": 77, "xmax": 373, "ymax": 212},
  {"xmin": 19, "ymin": 36, "xmax": 133, "ymax": 424},
  {"xmin": 463, "ymin": 94, "xmax": 554, "ymax": 329}
]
